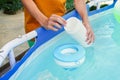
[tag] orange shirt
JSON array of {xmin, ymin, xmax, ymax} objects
[{"xmin": 24, "ymin": 0, "xmax": 66, "ymax": 33}]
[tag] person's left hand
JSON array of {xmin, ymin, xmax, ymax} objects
[{"xmin": 83, "ymin": 23, "xmax": 95, "ymax": 44}]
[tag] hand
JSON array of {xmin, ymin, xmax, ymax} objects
[
  {"xmin": 83, "ymin": 23, "xmax": 95, "ymax": 44},
  {"xmin": 43, "ymin": 14, "xmax": 66, "ymax": 31}
]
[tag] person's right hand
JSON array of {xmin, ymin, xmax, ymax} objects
[{"xmin": 42, "ymin": 14, "xmax": 66, "ymax": 31}]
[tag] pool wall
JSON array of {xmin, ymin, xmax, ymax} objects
[{"xmin": 0, "ymin": 0, "xmax": 117, "ymax": 79}]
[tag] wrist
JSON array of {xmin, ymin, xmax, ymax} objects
[
  {"xmin": 82, "ymin": 22, "xmax": 90, "ymax": 28},
  {"xmin": 38, "ymin": 16, "xmax": 48, "ymax": 27}
]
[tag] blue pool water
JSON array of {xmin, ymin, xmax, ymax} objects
[{"xmin": 10, "ymin": 8, "xmax": 120, "ymax": 80}]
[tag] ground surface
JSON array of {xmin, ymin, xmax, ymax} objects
[{"xmin": 0, "ymin": 10, "xmax": 29, "ymax": 66}]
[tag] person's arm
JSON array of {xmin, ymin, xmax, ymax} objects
[
  {"xmin": 21, "ymin": 0, "xmax": 66, "ymax": 31},
  {"xmin": 74, "ymin": 0, "xmax": 94, "ymax": 44}
]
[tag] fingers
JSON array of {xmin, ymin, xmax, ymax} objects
[
  {"xmin": 86, "ymin": 30, "xmax": 94, "ymax": 44},
  {"xmin": 50, "ymin": 14, "xmax": 66, "ymax": 26},
  {"xmin": 85, "ymin": 25, "xmax": 95, "ymax": 44},
  {"xmin": 48, "ymin": 21, "xmax": 61, "ymax": 31},
  {"xmin": 46, "ymin": 14, "xmax": 66, "ymax": 31}
]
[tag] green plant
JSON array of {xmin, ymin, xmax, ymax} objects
[
  {"xmin": 0, "ymin": 0, "xmax": 23, "ymax": 15},
  {"xmin": 66, "ymin": 0, "xmax": 74, "ymax": 12},
  {"xmin": 86, "ymin": 0, "xmax": 90, "ymax": 4},
  {"xmin": 0, "ymin": 0, "xmax": 5, "ymax": 10},
  {"xmin": 89, "ymin": 5, "xmax": 97, "ymax": 11},
  {"xmin": 66, "ymin": 0, "xmax": 91, "ymax": 13},
  {"xmin": 100, "ymin": 4, "xmax": 108, "ymax": 8}
]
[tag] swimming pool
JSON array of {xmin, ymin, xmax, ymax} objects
[{"xmin": 1, "ymin": 1, "xmax": 120, "ymax": 80}]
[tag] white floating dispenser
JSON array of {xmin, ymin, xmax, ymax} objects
[
  {"xmin": 53, "ymin": 44, "xmax": 85, "ymax": 69},
  {"xmin": 64, "ymin": 17, "xmax": 93, "ymax": 47}
]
